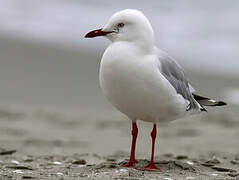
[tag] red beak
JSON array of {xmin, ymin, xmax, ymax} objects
[{"xmin": 84, "ymin": 28, "xmax": 113, "ymax": 38}]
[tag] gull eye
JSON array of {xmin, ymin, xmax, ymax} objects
[{"xmin": 117, "ymin": 23, "xmax": 124, "ymax": 28}]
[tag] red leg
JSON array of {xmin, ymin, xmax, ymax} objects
[
  {"xmin": 143, "ymin": 123, "xmax": 160, "ymax": 170},
  {"xmin": 124, "ymin": 121, "xmax": 138, "ymax": 167}
]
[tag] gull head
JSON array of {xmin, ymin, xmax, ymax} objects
[{"xmin": 85, "ymin": 9, "xmax": 154, "ymax": 47}]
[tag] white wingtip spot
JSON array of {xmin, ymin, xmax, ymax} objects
[{"xmin": 208, "ymin": 99, "xmax": 217, "ymax": 103}]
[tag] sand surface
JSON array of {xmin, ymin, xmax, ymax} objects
[{"xmin": 0, "ymin": 107, "xmax": 239, "ymax": 179}]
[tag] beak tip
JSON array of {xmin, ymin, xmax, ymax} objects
[
  {"xmin": 84, "ymin": 28, "xmax": 102, "ymax": 39},
  {"xmin": 84, "ymin": 32, "xmax": 92, "ymax": 38},
  {"xmin": 84, "ymin": 28, "xmax": 112, "ymax": 39}
]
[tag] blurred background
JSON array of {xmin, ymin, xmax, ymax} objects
[{"xmin": 0, "ymin": 0, "xmax": 238, "ymax": 157}]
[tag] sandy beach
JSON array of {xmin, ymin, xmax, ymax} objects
[{"xmin": 0, "ymin": 105, "xmax": 239, "ymax": 179}]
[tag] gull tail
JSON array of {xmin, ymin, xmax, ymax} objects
[{"xmin": 193, "ymin": 94, "xmax": 227, "ymax": 112}]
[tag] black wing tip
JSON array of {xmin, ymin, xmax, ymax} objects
[
  {"xmin": 200, "ymin": 107, "xmax": 207, "ymax": 112},
  {"xmin": 217, "ymin": 101, "xmax": 227, "ymax": 106}
]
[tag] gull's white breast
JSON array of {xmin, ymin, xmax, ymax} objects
[{"xmin": 99, "ymin": 42, "xmax": 187, "ymax": 122}]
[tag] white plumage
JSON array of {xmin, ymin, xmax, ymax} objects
[
  {"xmin": 85, "ymin": 9, "xmax": 226, "ymax": 170},
  {"xmin": 99, "ymin": 9, "xmax": 198, "ymax": 123}
]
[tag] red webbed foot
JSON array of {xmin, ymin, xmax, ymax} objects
[
  {"xmin": 123, "ymin": 160, "xmax": 138, "ymax": 168},
  {"xmin": 143, "ymin": 161, "xmax": 160, "ymax": 171}
]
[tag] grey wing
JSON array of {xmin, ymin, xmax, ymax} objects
[{"xmin": 158, "ymin": 51, "xmax": 199, "ymax": 111}]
